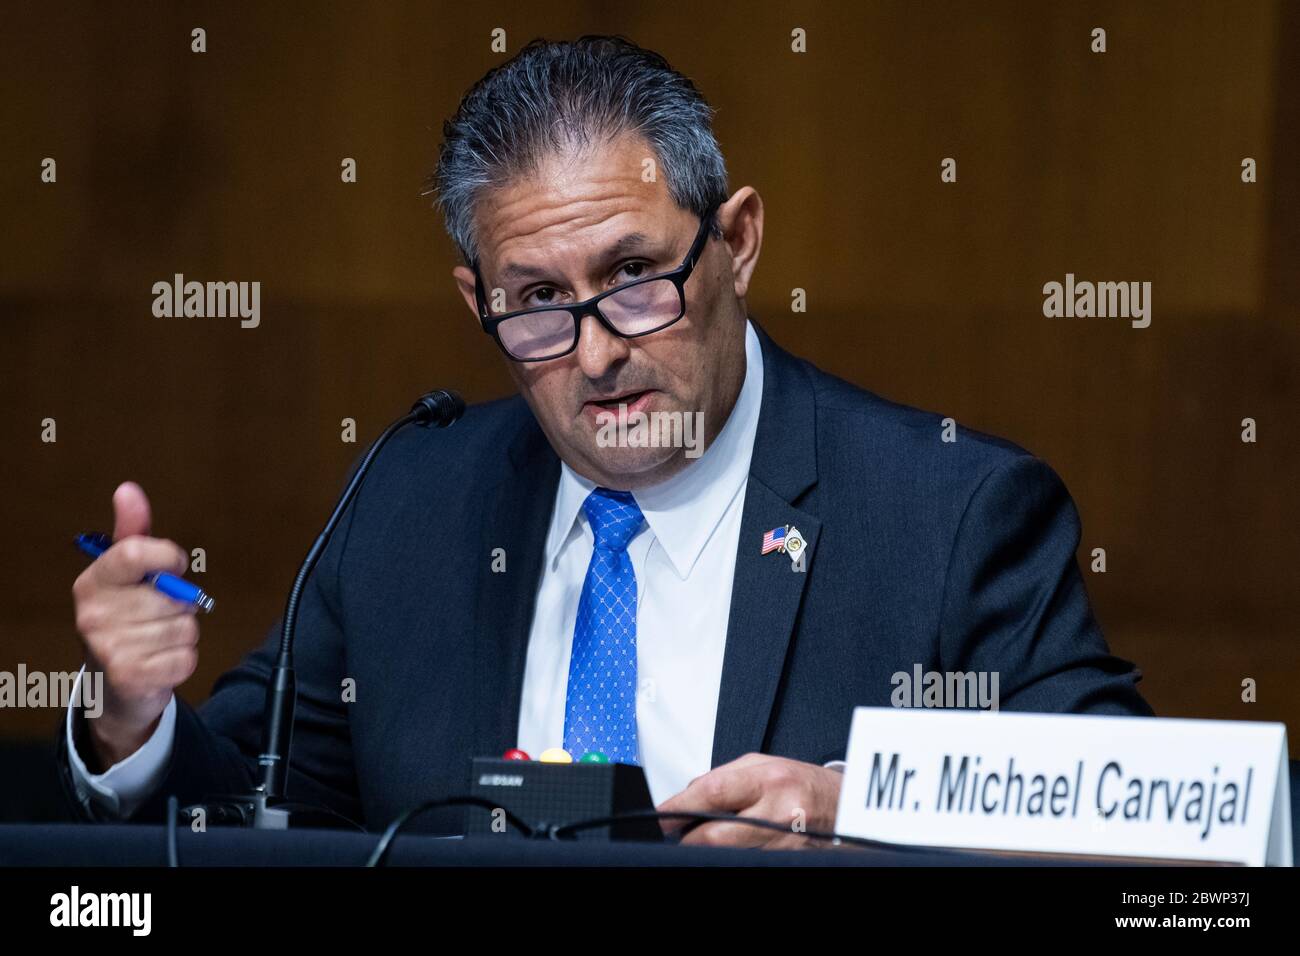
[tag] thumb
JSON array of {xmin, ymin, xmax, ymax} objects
[{"xmin": 111, "ymin": 481, "xmax": 153, "ymax": 541}]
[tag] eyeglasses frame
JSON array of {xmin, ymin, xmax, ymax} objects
[{"xmin": 471, "ymin": 202, "xmax": 721, "ymax": 362}]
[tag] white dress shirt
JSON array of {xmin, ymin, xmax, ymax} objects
[
  {"xmin": 65, "ymin": 664, "xmax": 177, "ymax": 818},
  {"xmin": 68, "ymin": 320, "xmax": 766, "ymax": 815},
  {"xmin": 516, "ymin": 319, "xmax": 763, "ymax": 804}
]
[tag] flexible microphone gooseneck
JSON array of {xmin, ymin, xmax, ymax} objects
[{"xmin": 244, "ymin": 388, "xmax": 464, "ymax": 828}]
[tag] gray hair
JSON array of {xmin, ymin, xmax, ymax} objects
[{"xmin": 428, "ymin": 35, "xmax": 729, "ymax": 264}]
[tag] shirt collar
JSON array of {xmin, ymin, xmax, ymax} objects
[{"xmin": 545, "ymin": 318, "xmax": 764, "ymax": 578}]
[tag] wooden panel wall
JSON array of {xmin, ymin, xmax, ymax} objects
[{"xmin": 1, "ymin": 1, "xmax": 1296, "ymax": 747}]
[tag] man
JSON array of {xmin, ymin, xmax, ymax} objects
[{"xmin": 60, "ymin": 36, "xmax": 1151, "ymax": 849}]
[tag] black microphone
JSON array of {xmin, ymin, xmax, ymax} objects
[
  {"xmin": 213, "ymin": 389, "xmax": 464, "ymax": 829},
  {"xmin": 409, "ymin": 389, "xmax": 466, "ymax": 426}
]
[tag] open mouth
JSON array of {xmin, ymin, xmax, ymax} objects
[
  {"xmin": 589, "ymin": 389, "xmax": 648, "ymax": 409},
  {"xmin": 583, "ymin": 388, "xmax": 656, "ymax": 419}
]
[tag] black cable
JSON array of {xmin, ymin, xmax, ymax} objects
[
  {"xmin": 365, "ymin": 796, "xmax": 537, "ymax": 867},
  {"xmin": 550, "ymin": 808, "xmax": 946, "ymax": 854},
  {"xmin": 375, "ymin": 792, "xmax": 950, "ymax": 861},
  {"xmin": 176, "ymin": 797, "xmax": 366, "ymax": 832},
  {"xmin": 273, "ymin": 802, "xmax": 368, "ymax": 832},
  {"xmin": 276, "ymin": 411, "xmax": 421, "ymax": 657},
  {"xmin": 165, "ymin": 795, "xmax": 179, "ymax": 867}
]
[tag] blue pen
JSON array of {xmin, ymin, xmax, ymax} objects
[{"xmin": 74, "ymin": 532, "xmax": 215, "ymax": 613}]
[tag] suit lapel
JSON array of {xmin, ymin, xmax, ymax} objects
[
  {"xmin": 471, "ymin": 418, "xmax": 559, "ymax": 758},
  {"xmin": 466, "ymin": 324, "xmax": 820, "ymax": 767},
  {"xmin": 710, "ymin": 324, "xmax": 821, "ymax": 767}
]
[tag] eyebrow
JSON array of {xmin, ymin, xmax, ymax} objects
[{"xmin": 497, "ymin": 232, "xmax": 655, "ymax": 283}]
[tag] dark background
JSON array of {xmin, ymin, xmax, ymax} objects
[{"xmin": 1, "ymin": 1, "xmax": 1296, "ymax": 819}]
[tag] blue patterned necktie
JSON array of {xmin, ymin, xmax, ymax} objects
[{"xmin": 562, "ymin": 488, "xmax": 646, "ymax": 765}]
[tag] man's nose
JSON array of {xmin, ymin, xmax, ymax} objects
[{"xmin": 574, "ymin": 312, "xmax": 631, "ymax": 380}]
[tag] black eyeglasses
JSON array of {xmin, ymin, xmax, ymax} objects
[{"xmin": 473, "ymin": 204, "xmax": 720, "ymax": 362}]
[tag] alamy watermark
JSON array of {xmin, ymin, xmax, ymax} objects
[
  {"xmin": 50, "ymin": 886, "xmax": 151, "ymax": 935},
  {"xmin": 0, "ymin": 665, "xmax": 102, "ymax": 718},
  {"xmin": 151, "ymin": 273, "xmax": 260, "ymax": 328},
  {"xmin": 891, "ymin": 665, "xmax": 1000, "ymax": 711},
  {"xmin": 595, "ymin": 405, "xmax": 704, "ymax": 458},
  {"xmin": 1042, "ymin": 273, "xmax": 1151, "ymax": 328}
]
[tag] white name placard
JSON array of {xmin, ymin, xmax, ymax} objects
[{"xmin": 835, "ymin": 709, "xmax": 1291, "ymax": 866}]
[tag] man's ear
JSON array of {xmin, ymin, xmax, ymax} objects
[
  {"xmin": 717, "ymin": 187, "xmax": 764, "ymax": 300},
  {"xmin": 452, "ymin": 265, "xmax": 479, "ymax": 319}
]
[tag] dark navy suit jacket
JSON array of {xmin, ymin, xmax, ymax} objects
[{"xmin": 60, "ymin": 322, "xmax": 1152, "ymax": 831}]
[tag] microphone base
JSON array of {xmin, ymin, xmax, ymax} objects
[{"xmin": 180, "ymin": 791, "xmax": 292, "ymax": 830}]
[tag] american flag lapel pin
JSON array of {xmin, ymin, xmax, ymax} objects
[{"xmin": 761, "ymin": 525, "xmax": 788, "ymax": 555}]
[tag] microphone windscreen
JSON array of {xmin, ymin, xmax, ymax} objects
[{"xmin": 411, "ymin": 389, "xmax": 465, "ymax": 427}]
